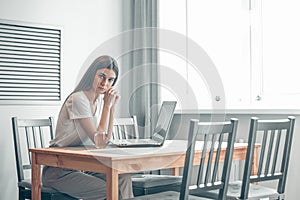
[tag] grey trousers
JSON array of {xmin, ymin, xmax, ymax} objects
[{"xmin": 42, "ymin": 166, "xmax": 134, "ymax": 200}]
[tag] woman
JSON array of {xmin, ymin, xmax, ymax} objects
[{"xmin": 42, "ymin": 55, "xmax": 134, "ymax": 199}]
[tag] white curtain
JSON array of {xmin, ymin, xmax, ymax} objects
[{"xmin": 119, "ymin": 0, "xmax": 159, "ymax": 138}]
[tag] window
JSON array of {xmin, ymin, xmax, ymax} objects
[
  {"xmin": 251, "ymin": 0, "xmax": 300, "ymax": 108},
  {"xmin": 159, "ymin": 0, "xmax": 300, "ymax": 110},
  {"xmin": 0, "ymin": 19, "xmax": 62, "ymax": 104},
  {"xmin": 159, "ymin": 0, "xmax": 250, "ymax": 110}
]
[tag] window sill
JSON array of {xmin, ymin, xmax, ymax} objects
[{"xmin": 176, "ymin": 108, "xmax": 300, "ymax": 115}]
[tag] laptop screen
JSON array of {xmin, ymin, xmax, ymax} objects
[{"xmin": 152, "ymin": 101, "xmax": 177, "ymax": 143}]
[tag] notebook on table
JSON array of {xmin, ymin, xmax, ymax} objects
[{"xmin": 111, "ymin": 101, "xmax": 177, "ymax": 147}]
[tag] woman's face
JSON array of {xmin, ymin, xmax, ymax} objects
[{"xmin": 92, "ymin": 68, "xmax": 116, "ymax": 95}]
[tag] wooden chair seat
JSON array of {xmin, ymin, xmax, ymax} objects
[
  {"xmin": 226, "ymin": 181, "xmax": 279, "ymax": 200},
  {"xmin": 132, "ymin": 174, "xmax": 182, "ymax": 196},
  {"xmin": 128, "ymin": 191, "xmax": 211, "ymax": 200},
  {"xmin": 19, "ymin": 179, "xmax": 60, "ymax": 193},
  {"xmin": 18, "ymin": 179, "xmax": 76, "ymax": 199}
]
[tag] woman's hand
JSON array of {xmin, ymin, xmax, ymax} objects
[
  {"xmin": 103, "ymin": 87, "xmax": 119, "ymax": 108},
  {"xmin": 113, "ymin": 94, "xmax": 120, "ymax": 106}
]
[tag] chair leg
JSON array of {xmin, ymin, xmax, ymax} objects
[{"xmin": 19, "ymin": 189, "xmax": 25, "ymax": 200}]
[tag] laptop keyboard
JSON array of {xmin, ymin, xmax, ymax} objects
[{"xmin": 120, "ymin": 139, "xmax": 158, "ymax": 144}]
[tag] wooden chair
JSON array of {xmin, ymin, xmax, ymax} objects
[
  {"xmin": 128, "ymin": 118, "xmax": 239, "ymax": 200},
  {"xmin": 12, "ymin": 117, "xmax": 77, "ymax": 200},
  {"xmin": 112, "ymin": 116, "xmax": 182, "ymax": 196},
  {"xmin": 112, "ymin": 116, "xmax": 140, "ymax": 140},
  {"xmin": 226, "ymin": 116, "xmax": 295, "ymax": 200}
]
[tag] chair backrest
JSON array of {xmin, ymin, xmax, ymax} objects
[
  {"xmin": 180, "ymin": 118, "xmax": 238, "ymax": 200},
  {"xmin": 240, "ymin": 116, "xmax": 295, "ymax": 199},
  {"xmin": 112, "ymin": 115, "xmax": 139, "ymax": 140},
  {"xmin": 12, "ymin": 117, "xmax": 54, "ymax": 182}
]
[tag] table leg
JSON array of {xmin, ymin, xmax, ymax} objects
[
  {"xmin": 171, "ymin": 167, "xmax": 180, "ymax": 176},
  {"xmin": 252, "ymin": 146, "xmax": 259, "ymax": 175},
  {"xmin": 106, "ymin": 168, "xmax": 118, "ymax": 200},
  {"xmin": 31, "ymin": 153, "xmax": 41, "ymax": 200}
]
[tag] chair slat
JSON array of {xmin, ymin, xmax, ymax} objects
[
  {"xmin": 132, "ymin": 116, "xmax": 139, "ymax": 139},
  {"xmin": 271, "ymin": 130, "xmax": 281, "ymax": 174},
  {"xmin": 117, "ymin": 125, "xmax": 123, "ymax": 139},
  {"xmin": 16, "ymin": 118, "xmax": 52, "ymax": 127},
  {"xmin": 112, "ymin": 126, "xmax": 117, "ymax": 140},
  {"xmin": 25, "ymin": 127, "xmax": 32, "ymax": 164},
  {"xmin": 264, "ymin": 130, "xmax": 275, "ymax": 175},
  {"xmin": 197, "ymin": 134, "xmax": 208, "ymax": 186},
  {"xmin": 212, "ymin": 134, "xmax": 223, "ymax": 182},
  {"xmin": 124, "ymin": 126, "xmax": 128, "ymax": 139},
  {"xmin": 257, "ymin": 120, "xmax": 291, "ymax": 130},
  {"xmin": 204, "ymin": 134, "xmax": 216, "ymax": 185},
  {"xmin": 32, "ymin": 126, "xmax": 38, "ymax": 148},
  {"xmin": 257, "ymin": 130, "xmax": 268, "ymax": 176},
  {"xmin": 40, "ymin": 127, "xmax": 45, "ymax": 147},
  {"xmin": 23, "ymin": 164, "xmax": 31, "ymax": 170}
]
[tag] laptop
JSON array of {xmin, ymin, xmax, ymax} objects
[{"xmin": 111, "ymin": 101, "xmax": 177, "ymax": 147}]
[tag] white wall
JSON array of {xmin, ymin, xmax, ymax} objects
[{"xmin": 0, "ymin": 0, "xmax": 122, "ymax": 199}]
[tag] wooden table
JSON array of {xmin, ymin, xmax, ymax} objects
[{"xmin": 29, "ymin": 140, "xmax": 258, "ymax": 200}]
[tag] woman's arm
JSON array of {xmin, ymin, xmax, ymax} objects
[
  {"xmin": 107, "ymin": 95, "xmax": 119, "ymax": 140},
  {"xmin": 77, "ymin": 104, "xmax": 112, "ymax": 142},
  {"xmin": 78, "ymin": 88, "xmax": 119, "ymax": 142}
]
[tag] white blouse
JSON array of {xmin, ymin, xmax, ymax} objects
[{"xmin": 50, "ymin": 91, "xmax": 102, "ymax": 147}]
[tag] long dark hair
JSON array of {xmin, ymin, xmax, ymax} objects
[{"xmin": 73, "ymin": 55, "xmax": 119, "ymax": 93}]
